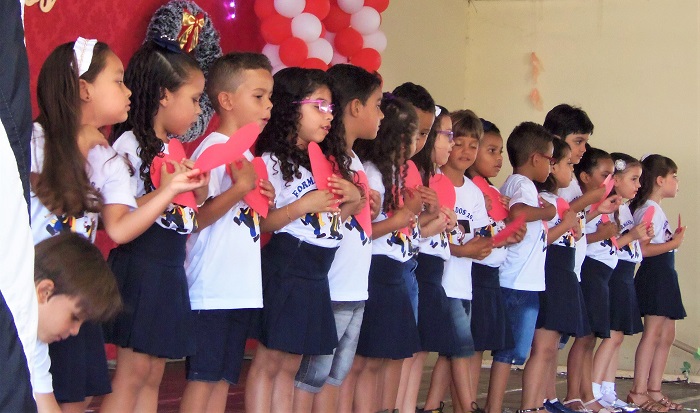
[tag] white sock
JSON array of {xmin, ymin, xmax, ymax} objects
[
  {"xmin": 601, "ymin": 381, "xmax": 616, "ymax": 395},
  {"xmin": 592, "ymin": 382, "xmax": 603, "ymax": 399}
]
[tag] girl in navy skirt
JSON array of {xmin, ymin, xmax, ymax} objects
[
  {"xmin": 31, "ymin": 39, "xmax": 205, "ymax": 413},
  {"xmin": 100, "ymin": 40, "xmax": 210, "ymax": 413},
  {"xmin": 626, "ymin": 155, "xmax": 686, "ymax": 412},
  {"xmin": 591, "ymin": 153, "xmax": 652, "ymax": 410},
  {"xmin": 244, "ymin": 68, "xmax": 361, "ymax": 413},
  {"xmin": 522, "ymin": 139, "xmax": 589, "ymax": 412},
  {"xmin": 352, "ymin": 94, "xmax": 424, "ymax": 413},
  {"xmin": 565, "ymin": 148, "xmax": 620, "ymax": 413}
]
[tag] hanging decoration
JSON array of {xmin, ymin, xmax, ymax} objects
[
  {"xmin": 147, "ymin": 0, "xmax": 223, "ymax": 142},
  {"xmin": 529, "ymin": 52, "xmax": 544, "ymax": 111},
  {"xmin": 256, "ymin": 0, "xmax": 389, "ymax": 73}
]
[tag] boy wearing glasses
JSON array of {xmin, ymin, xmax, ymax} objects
[{"xmin": 180, "ymin": 53, "xmax": 276, "ymax": 413}]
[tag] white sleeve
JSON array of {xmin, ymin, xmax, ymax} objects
[
  {"xmin": 508, "ymin": 179, "xmax": 538, "ymax": 208},
  {"xmin": 91, "ymin": 146, "xmax": 138, "ymax": 208},
  {"xmin": 31, "ymin": 340, "xmax": 53, "ymax": 394}
]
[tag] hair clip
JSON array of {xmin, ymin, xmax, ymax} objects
[
  {"xmin": 382, "ymin": 92, "xmax": 395, "ymax": 100},
  {"xmin": 73, "ymin": 37, "xmax": 97, "ymax": 76},
  {"xmin": 614, "ymin": 159, "xmax": 627, "ymax": 171},
  {"xmin": 435, "ymin": 105, "xmax": 442, "ymax": 117},
  {"xmin": 640, "ymin": 153, "xmax": 653, "ymax": 162},
  {"xmin": 152, "ymin": 34, "xmax": 183, "ymax": 54}
]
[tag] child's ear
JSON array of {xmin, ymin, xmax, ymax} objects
[
  {"xmin": 79, "ymin": 79, "xmax": 92, "ymax": 103},
  {"xmin": 159, "ymin": 88, "xmax": 172, "ymax": 107},
  {"xmin": 579, "ymin": 171, "xmax": 591, "ymax": 185},
  {"xmin": 348, "ymin": 98, "xmax": 363, "ymax": 117},
  {"xmin": 218, "ymin": 91, "xmax": 234, "ymax": 111},
  {"xmin": 655, "ymin": 175, "xmax": 665, "ymax": 187},
  {"xmin": 35, "ymin": 279, "xmax": 55, "ymax": 304}
]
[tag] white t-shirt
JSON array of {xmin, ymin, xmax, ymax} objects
[
  {"xmin": 113, "ymin": 131, "xmax": 197, "ymax": 234},
  {"xmin": 364, "ymin": 161, "xmax": 413, "ymax": 262},
  {"xmin": 584, "ymin": 211, "xmax": 618, "ymax": 269},
  {"xmin": 473, "ymin": 183, "xmax": 507, "ymax": 268},
  {"xmin": 540, "ymin": 191, "xmax": 576, "ymax": 249},
  {"xmin": 442, "ymin": 177, "xmax": 491, "ymax": 300},
  {"xmin": 263, "ymin": 152, "xmax": 343, "ymax": 248},
  {"xmin": 558, "ymin": 177, "xmax": 587, "ymax": 280},
  {"xmin": 30, "ymin": 124, "xmax": 136, "ymax": 244},
  {"xmin": 185, "ymin": 132, "xmax": 262, "ymax": 310},
  {"xmin": 633, "ymin": 200, "xmax": 674, "ymax": 247},
  {"xmin": 0, "ymin": 117, "xmax": 37, "ymax": 394},
  {"xmin": 499, "ymin": 174, "xmax": 547, "ymax": 291},
  {"xmin": 327, "ymin": 153, "xmax": 372, "ymax": 301},
  {"xmin": 617, "ymin": 203, "xmax": 643, "ymax": 263},
  {"xmin": 31, "ymin": 340, "xmax": 52, "ymax": 394}
]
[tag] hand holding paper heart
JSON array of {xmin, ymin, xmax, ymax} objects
[
  {"xmin": 150, "ymin": 139, "xmax": 198, "ymax": 210},
  {"xmin": 492, "ymin": 213, "xmax": 526, "ymax": 245},
  {"xmin": 472, "ymin": 176, "xmax": 508, "ymax": 221},
  {"xmin": 193, "ymin": 123, "xmax": 260, "ymax": 172}
]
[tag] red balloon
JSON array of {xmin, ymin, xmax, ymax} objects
[
  {"xmin": 261, "ymin": 14, "xmax": 292, "ymax": 45},
  {"xmin": 279, "ymin": 37, "xmax": 309, "ymax": 67},
  {"xmin": 350, "ymin": 48, "xmax": 382, "ymax": 72},
  {"xmin": 334, "ymin": 27, "xmax": 363, "ymax": 57},
  {"xmin": 304, "ymin": 0, "xmax": 331, "ymax": 20},
  {"xmin": 254, "ymin": 0, "xmax": 276, "ymax": 19},
  {"xmin": 324, "ymin": 5, "xmax": 351, "ymax": 33},
  {"xmin": 364, "ymin": 0, "xmax": 390, "ymax": 13},
  {"xmin": 302, "ymin": 58, "xmax": 329, "ymax": 70}
]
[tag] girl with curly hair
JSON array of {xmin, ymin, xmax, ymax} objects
[{"xmin": 245, "ymin": 67, "xmax": 361, "ymax": 413}]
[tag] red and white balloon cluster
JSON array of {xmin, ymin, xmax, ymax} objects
[{"xmin": 255, "ymin": 0, "xmax": 389, "ymax": 73}]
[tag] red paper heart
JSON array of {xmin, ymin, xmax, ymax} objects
[
  {"xmin": 150, "ymin": 139, "xmax": 197, "ymax": 210},
  {"xmin": 404, "ymin": 160, "xmax": 422, "ymax": 189},
  {"xmin": 429, "ymin": 173, "xmax": 456, "ymax": 210},
  {"xmin": 238, "ymin": 157, "xmax": 270, "ymax": 218},
  {"xmin": 308, "ymin": 141, "xmax": 337, "ymax": 192},
  {"xmin": 492, "ymin": 213, "xmax": 525, "ymax": 245},
  {"xmin": 472, "ymin": 176, "xmax": 508, "ymax": 221},
  {"xmin": 642, "ymin": 205, "xmax": 655, "ymax": 229},
  {"xmin": 590, "ymin": 174, "xmax": 615, "ymax": 212},
  {"xmin": 556, "ymin": 197, "xmax": 570, "ymax": 218},
  {"xmin": 355, "ymin": 170, "xmax": 372, "ymax": 237},
  {"xmin": 193, "ymin": 123, "xmax": 260, "ymax": 172}
]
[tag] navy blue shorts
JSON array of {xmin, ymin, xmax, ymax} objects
[{"xmin": 186, "ymin": 309, "xmax": 254, "ymax": 384}]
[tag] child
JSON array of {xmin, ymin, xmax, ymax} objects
[
  {"xmin": 564, "ymin": 148, "xmax": 619, "ymax": 413},
  {"xmin": 101, "ymin": 39, "xmax": 210, "ymax": 413},
  {"xmin": 245, "ymin": 67, "xmax": 361, "ymax": 413},
  {"xmin": 30, "ymin": 38, "xmax": 204, "ymax": 413},
  {"xmin": 33, "ymin": 232, "xmax": 122, "ymax": 404},
  {"xmin": 485, "ymin": 122, "xmax": 555, "ymax": 413},
  {"xmin": 179, "ymin": 52, "xmax": 274, "ymax": 413},
  {"xmin": 403, "ymin": 104, "xmax": 456, "ymax": 413},
  {"xmin": 521, "ymin": 138, "xmax": 588, "ymax": 413},
  {"xmin": 627, "ymin": 154, "xmax": 686, "ymax": 412},
  {"xmin": 352, "ymin": 94, "xmax": 423, "ymax": 413},
  {"xmin": 292, "ymin": 63, "xmax": 383, "ymax": 413},
  {"xmin": 591, "ymin": 153, "xmax": 651, "ymax": 410}
]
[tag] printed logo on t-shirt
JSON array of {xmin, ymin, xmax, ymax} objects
[
  {"xmin": 540, "ymin": 227, "xmax": 547, "ymax": 252},
  {"xmin": 233, "ymin": 206, "xmax": 260, "ymax": 242},
  {"xmin": 45, "ymin": 213, "xmax": 96, "ymax": 240},
  {"xmin": 345, "ymin": 215, "xmax": 370, "ymax": 245},
  {"xmin": 429, "ymin": 232, "xmax": 449, "ymax": 249},
  {"xmin": 619, "ymin": 228, "xmax": 641, "ymax": 260},
  {"xmin": 291, "ymin": 176, "xmax": 316, "ymax": 198},
  {"xmin": 158, "ymin": 205, "xmax": 197, "ymax": 234},
  {"xmin": 301, "ymin": 212, "xmax": 343, "ymax": 240},
  {"xmin": 387, "ymin": 230, "xmax": 410, "ymax": 257}
]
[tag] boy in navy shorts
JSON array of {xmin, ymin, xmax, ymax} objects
[
  {"xmin": 180, "ymin": 53, "xmax": 275, "ymax": 413},
  {"xmin": 485, "ymin": 122, "xmax": 556, "ymax": 413}
]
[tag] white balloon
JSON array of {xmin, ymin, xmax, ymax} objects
[
  {"xmin": 262, "ymin": 44, "xmax": 283, "ymax": 68},
  {"xmin": 274, "ymin": 0, "xmax": 305, "ymax": 18},
  {"xmin": 337, "ymin": 0, "xmax": 363, "ymax": 15},
  {"xmin": 351, "ymin": 7, "xmax": 381, "ymax": 35},
  {"xmin": 323, "ymin": 31, "xmax": 336, "ymax": 45},
  {"xmin": 307, "ymin": 38, "xmax": 334, "ymax": 64},
  {"xmin": 291, "ymin": 13, "xmax": 322, "ymax": 43},
  {"xmin": 272, "ymin": 63, "xmax": 287, "ymax": 75},
  {"xmin": 330, "ymin": 51, "xmax": 348, "ymax": 65},
  {"xmin": 362, "ymin": 30, "xmax": 387, "ymax": 53}
]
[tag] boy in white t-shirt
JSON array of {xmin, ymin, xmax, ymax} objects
[
  {"xmin": 485, "ymin": 122, "xmax": 556, "ymax": 413},
  {"xmin": 180, "ymin": 53, "xmax": 275, "ymax": 413}
]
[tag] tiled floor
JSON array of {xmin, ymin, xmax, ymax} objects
[{"xmin": 88, "ymin": 358, "xmax": 700, "ymax": 412}]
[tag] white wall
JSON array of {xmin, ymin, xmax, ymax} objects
[{"xmin": 382, "ymin": 0, "xmax": 700, "ymax": 375}]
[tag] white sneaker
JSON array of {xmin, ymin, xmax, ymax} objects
[{"xmin": 599, "ymin": 391, "xmax": 639, "ymax": 413}]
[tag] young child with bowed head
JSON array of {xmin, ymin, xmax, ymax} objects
[
  {"xmin": 292, "ymin": 63, "xmax": 384, "ymax": 413},
  {"xmin": 30, "ymin": 38, "xmax": 204, "ymax": 413},
  {"xmin": 521, "ymin": 138, "xmax": 588, "ymax": 413},
  {"xmin": 179, "ymin": 52, "xmax": 275, "ymax": 413},
  {"xmin": 626, "ymin": 154, "xmax": 686, "ymax": 412},
  {"xmin": 100, "ymin": 38, "xmax": 210, "ymax": 413},
  {"xmin": 591, "ymin": 153, "xmax": 652, "ymax": 411},
  {"xmin": 464, "ymin": 119, "xmax": 518, "ymax": 407},
  {"xmin": 245, "ymin": 67, "xmax": 362, "ymax": 413},
  {"xmin": 485, "ymin": 122, "xmax": 556, "ymax": 413},
  {"xmin": 352, "ymin": 94, "xmax": 423, "ymax": 413},
  {"xmin": 564, "ymin": 148, "xmax": 620, "ymax": 413},
  {"xmin": 402, "ymin": 104, "xmax": 457, "ymax": 413}
]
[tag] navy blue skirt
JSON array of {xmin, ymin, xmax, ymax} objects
[
  {"xmin": 609, "ymin": 260, "xmax": 644, "ymax": 334},
  {"xmin": 471, "ymin": 263, "xmax": 515, "ymax": 351},
  {"xmin": 537, "ymin": 246, "xmax": 591, "ymax": 338},
  {"xmin": 580, "ymin": 256, "xmax": 614, "ymax": 338},
  {"xmin": 49, "ymin": 322, "xmax": 111, "ymax": 402},
  {"xmin": 635, "ymin": 252, "xmax": 686, "ymax": 320},
  {"xmin": 415, "ymin": 253, "xmax": 454, "ymax": 354},
  {"xmin": 257, "ymin": 233, "xmax": 338, "ymax": 355},
  {"xmin": 356, "ymin": 255, "xmax": 421, "ymax": 359},
  {"xmin": 104, "ymin": 224, "xmax": 195, "ymax": 358}
]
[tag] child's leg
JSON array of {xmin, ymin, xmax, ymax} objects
[
  {"xmin": 270, "ymin": 352, "xmax": 303, "ymax": 412},
  {"xmin": 396, "ymin": 356, "xmax": 412, "ymax": 409},
  {"xmin": 648, "ymin": 319, "xmax": 680, "ymax": 408},
  {"xmin": 380, "ymin": 358, "xmax": 404, "ymax": 410},
  {"xmin": 100, "ymin": 347, "xmax": 155, "ymax": 413},
  {"xmin": 450, "ymin": 357, "xmax": 475, "ymax": 412},
  {"xmin": 564, "ymin": 336, "xmax": 588, "ymax": 403},
  {"xmin": 311, "ymin": 383, "xmax": 339, "ymax": 413},
  {"xmin": 245, "ymin": 344, "xmax": 276, "ymax": 413},
  {"xmin": 133, "ymin": 356, "xmax": 166, "ymax": 413},
  {"xmin": 59, "ymin": 400, "xmax": 90, "ymax": 413},
  {"xmin": 339, "ymin": 356, "xmax": 364, "ymax": 413},
  {"xmin": 424, "ymin": 355, "xmax": 451, "ymax": 410},
  {"xmin": 400, "ymin": 351, "xmax": 428, "ymax": 413},
  {"xmin": 592, "ymin": 333, "xmax": 623, "ymax": 387},
  {"xmin": 544, "ymin": 352, "xmax": 558, "ymax": 401},
  {"xmin": 469, "ymin": 351, "xmax": 483, "ymax": 403},
  {"xmin": 522, "ymin": 329, "xmax": 560, "ymax": 409},
  {"xmin": 485, "ymin": 361, "xmax": 512, "ymax": 413},
  {"xmin": 579, "ymin": 336, "xmax": 599, "ymax": 406},
  {"xmin": 205, "ymin": 381, "xmax": 231, "ymax": 413},
  {"xmin": 630, "ymin": 316, "xmax": 664, "ymax": 395},
  {"xmin": 354, "ymin": 356, "xmax": 383, "ymax": 413},
  {"xmin": 179, "ymin": 381, "xmax": 218, "ymax": 413}
]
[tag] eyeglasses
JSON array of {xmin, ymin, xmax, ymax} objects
[
  {"xmin": 537, "ymin": 153, "xmax": 557, "ymax": 166},
  {"xmin": 436, "ymin": 130, "xmax": 454, "ymax": 141},
  {"xmin": 293, "ymin": 99, "xmax": 335, "ymax": 114}
]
